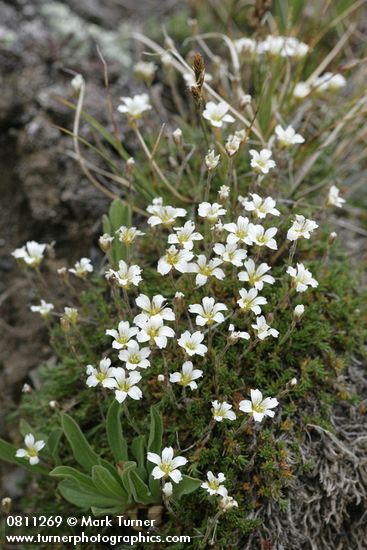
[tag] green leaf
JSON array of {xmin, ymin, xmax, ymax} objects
[
  {"xmin": 50, "ymin": 466, "xmax": 95, "ymax": 490},
  {"xmin": 131, "ymin": 435, "xmax": 147, "ymax": 481},
  {"xmin": 58, "ymin": 479, "xmax": 126, "ymax": 511},
  {"xmin": 61, "ymin": 414, "xmax": 100, "ymax": 472},
  {"xmin": 92, "ymin": 465, "xmax": 129, "ymax": 500},
  {"xmin": 118, "ymin": 460, "xmax": 137, "ymax": 498},
  {"xmin": 46, "ymin": 428, "xmax": 63, "ymax": 462},
  {"xmin": 172, "ymin": 475, "xmax": 202, "ymax": 500},
  {"xmin": 106, "ymin": 400, "xmax": 129, "ymax": 462},
  {"xmin": 127, "ymin": 467, "xmax": 156, "ymax": 505},
  {"xmin": 147, "ymin": 405, "xmax": 163, "ymax": 500},
  {"xmin": 103, "ymin": 200, "xmax": 132, "ymax": 267},
  {"xmin": 0, "ymin": 438, "xmax": 49, "ymax": 475}
]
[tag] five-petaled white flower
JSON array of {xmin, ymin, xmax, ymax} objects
[
  {"xmin": 198, "ymin": 202, "xmax": 227, "ymax": 224},
  {"xmin": 219, "ymin": 491, "xmax": 239, "ymax": 512},
  {"xmin": 118, "ymin": 341, "xmax": 151, "ymax": 370},
  {"xmin": 224, "ymin": 216, "xmax": 253, "ymax": 246},
  {"xmin": 168, "ymin": 221, "xmax": 203, "ymax": 250},
  {"xmin": 228, "ymin": 324, "xmax": 250, "ymax": 342},
  {"xmin": 239, "ymin": 389, "xmax": 279, "ymax": 422},
  {"xmin": 30, "ymin": 300, "xmax": 54, "ymax": 317},
  {"xmin": 106, "ymin": 260, "xmax": 142, "ymax": 288},
  {"xmin": 213, "ymin": 241, "xmax": 247, "ymax": 267},
  {"xmin": 211, "ymin": 400, "xmax": 236, "ymax": 422},
  {"xmin": 275, "ymin": 124, "xmax": 305, "ymax": 147},
  {"xmin": 86, "ymin": 357, "xmax": 116, "ymax": 388},
  {"xmin": 136, "ymin": 317, "xmax": 175, "ymax": 349},
  {"xmin": 191, "ymin": 255, "xmax": 225, "ymax": 287},
  {"xmin": 238, "ymin": 259, "xmax": 275, "ymax": 290},
  {"xmin": 201, "ymin": 471, "xmax": 227, "ymax": 496},
  {"xmin": 178, "ymin": 331, "xmax": 208, "ymax": 357},
  {"xmin": 189, "ymin": 297, "xmax": 227, "ymax": 326},
  {"xmin": 69, "ymin": 257, "xmax": 93, "ymax": 278},
  {"xmin": 134, "ymin": 294, "xmax": 175, "ymax": 324},
  {"xmin": 205, "ymin": 149, "xmax": 221, "ymax": 171},
  {"xmin": 147, "ymin": 198, "xmax": 186, "ymax": 227},
  {"xmin": 116, "ymin": 226, "xmax": 145, "ymax": 245},
  {"xmin": 249, "ymin": 149, "xmax": 276, "ymax": 174},
  {"xmin": 327, "ymin": 185, "xmax": 345, "ymax": 208},
  {"xmin": 117, "ymin": 93, "xmax": 152, "ymax": 119},
  {"xmin": 249, "ymin": 225, "xmax": 278, "ymax": 249},
  {"xmin": 237, "ymin": 288, "xmax": 267, "ymax": 315},
  {"xmin": 106, "ymin": 321, "xmax": 139, "ymax": 350},
  {"xmin": 157, "ymin": 246, "xmax": 193, "ymax": 276},
  {"xmin": 16, "ymin": 434, "xmax": 45, "ymax": 465},
  {"xmin": 242, "ymin": 194, "xmax": 280, "ymax": 219},
  {"xmin": 147, "ymin": 447, "xmax": 187, "ymax": 483},
  {"xmin": 251, "ymin": 316, "xmax": 279, "ymax": 340},
  {"xmin": 169, "ymin": 361, "xmax": 203, "ymax": 390},
  {"xmin": 287, "ymin": 215, "xmax": 318, "ymax": 241},
  {"xmin": 202, "ymin": 101, "xmax": 235, "ymax": 128},
  {"xmin": 287, "ymin": 263, "xmax": 318, "ymax": 292},
  {"xmin": 12, "ymin": 241, "xmax": 46, "ymax": 268},
  {"xmin": 109, "ymin": 367, "xmax": 142, "ymax": 403}
]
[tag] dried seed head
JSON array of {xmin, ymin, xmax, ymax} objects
[{"xmin": 193, "ymin": 52, "xmax": 205, "ymax": 90}]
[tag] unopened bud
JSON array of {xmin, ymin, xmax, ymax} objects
[
  {"xmin": 126, "ymin": 157, "xmax": 136, "ymax": 174},
  {"xmin": 161, "ymin": 52, "xmax": 173, "ymax": 69},
  {"xmin": 172, "ymin": 128, "xmax": 183, "ymax": 146},
  {"xmin": 239, "ymin": 94, "xmax": 252, "ymax": 108},
  {"xmin": 1, "ymin": 497, "xmax": 12, "ymax": 514},
  {"xmin": 162, "ymin": 482, "xmax": 173, "ymax": 497},
  {"xmin": 22, "ymin": 383, "xmax": 32, "ymax": 394},
  {"xmin": 328, "ymin": 232, "xmax": 337, "ymax": 246},
  {"xmin": 293, "ymin": 304, "xmax": 304, "ymax": 320},
  {"xmin": 49, "ymin": 400, "xmax": 58, "ymax": 409},
  {"xmin": 157, "ymin": 374, "xmax": 165, "ymax": 382},
  {"xmin": 99, "ymin": 233, "xmax": 114, "ymax": 252},
  {"xmin": 290, "ymin": 377, "xmax": 298, "ymax": 387},
  {"xmin": 71, "ymin": 74, "xmax": 84, "ymax": 93}
]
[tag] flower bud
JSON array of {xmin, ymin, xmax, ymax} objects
[
  {"xmin": 71, "ymin": 74, "xmax": 84, "ymax": 93},
  {"xmin": 157, "ymin": 374, "xmax": 165, "ymax": 382},
  {"xmin": 99, "ymin": 233, "xmax": 114, "ymax": 252},
  {"xmin": 172, "ymin": 128, "xmax": 183, "ymax": 146},
  {"xmin": 218, "ymin": 185, "xmax": 229, "ymax": 200},
  {"xmin": 22, "ymin": 383, "xmax": 32, "ymax": 394},
  {"xmin": 293, "ymin": 304, "xmax": 304, "ymax": 320},
  {"xmin": 290, "ymin": 377, "xmax": 298, "ymax": 387},
  {"xmin": 162, "ymin": 482, "xmax": 173, "ymax": 497},
  {"xmin": 328, "ymin": 232, "xmax": 337, "ymax": 246},
  {"xmin": 126, "ymin": 157, "xmax": 136, "ymax": 174},
  {"xmin": 49, "ymin": 400, "xmax": 58, "ymax": 409},
  {"xmin": 239, "ymin": 94, "xmax": 252, "ymax": 108},
  {"xmin": 205, "ymin": 149, "xmax": 220, "ymax": 171},
  {"xmin": 1, "ymin": 497, "xmax": 12, "ymax": 514}
]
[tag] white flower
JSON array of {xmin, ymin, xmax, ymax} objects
[
  {"xmin": 294, "ymin": 304, "xmax": 305, "ymax": 319},
  {"xmin": 63, "ymin": 307, "xmax": 78, "ymax": 324},
  {"xmin": 211, "ymin": 400, "xmax": 236, "ymax": 422},
  {"xmin": 237, "ymin": 288, "xmax": 267, "ymax": 315},
  {"xmin": 198, "ymin": 202, "xmax": 226, "ymax": 224},
  {"xmin": 117, "ymin": 93, "xmax": 152, "ymax": 119},
  {"xmin": 105, "ymin": 260, "xmax": 142, "ymax": 288},
  {"xmin": 148, "ymin": 447, "xmax": 187, "ymax": 484},
  {"xmin": 224, "ymin": 216, "xmax": 253, "ymax": 246},
  {"xmin": 205, "ymin": 149, "xmax": 221, "ymax": 171},
  {"xmin": 116, "ymin": 226, "xmax": 145, "ymax": 245},
  {"xmin": 71, "ymin": 73, "xmax": 84, "ymax": 92},
  {"xmin": 228, "ymin": 324, "xmax": 250, "ymax": 342},
  {"xmin": 157, "ymin": 246, "xmax": 193, "ymax": 276},
  {"xmin": 178, "ymin": 331, "xmax": 208, "ymax": 357},
  {"xmin": 242, "ymin": 193, "xmax": 280, "ymax": 219},
  {"xmin": 248, "ymin": 225, "xmax": 278, "ymax": 250},
  {"xmin": 136, "ymin": 317, "xmax": 175, "ymax": 349},
  {"xmin": 201, "ymin": 471, "xmax": 227, "ymax": 497},
  {"xmin": 258, "ymin": 35, "xmax": 308, "ymax": 58},
  {"xmin": 16, "ymin": 434, "xmax": 45, "ymax": 466},
  {"xmin": 69, "ymin": 257, "xmax": 93, "ymax": 278},
  {"xmin": 134, "ymin": 294, "xmax": 175, "ymax": 324},
  {"xmin": 251, "ymin": 316, "xmax": 279, "ymax": 340},
  {"xmin": 106, "ymin": 321, "xmax": 139, "ymax": 350},
  {"xmin": 168, "ymin": 221, "xmax": 203, "ymax": 250},
  {"xmin": 287, "ymin": 215, "xmax": 318, "ymax": 241},
  {"xmin": 30, "ymin": 300, "xmax": 54, "ymax": 317},
  {"xmin": 169, "ymin": 361, "xmax": 203, "ymax": 390},
  {"xmin": 238, "ymin": 259, "xmax": 275, "ymax": 290},
  {"xmin": 191, "ymin": 255, "xmax": 225, "ymax": 287},
  {"xmin": 239, "ymin": 389, "xmax": 279, "ymax": 422},
  {"xmin": 293, "ymin": 82, "xmax": 311, "ymax": 98},
  {"xmin": 134, "ymin": 61, "xmax": 156, "ymax": 83},
  {"xmin": 109, "ymin": 367, "xmax": 142, "ymax": 403},
  {"xmin": 189, "ymin": 297, "xmax": 227, "ymax": 326},
  {"xmin": 12, "ymin": 241, "xmax": 46, "ymax": 268},
  {"xmin": 218, "ymin": 185, "xmax": 230, "ymax": 200},
  {"xmin": 118, "ymin": 341, "xmax": 151, "ymax": 370},
  {"xmin": 225, "ymin": 134, "xmax": 242, "ymax": 156},
  {"xmin": 147, "ymin": 198, "xmax": 186, "ymax": 227},
  {"xmin": 86, "ymin": 357, "xmax": 116, "ymax": 388},
  {"xmin": 327, "ymin": 185, "xmax": 345, "ymax": 208},
  {"xmin": 287, "ymin": 263, "xmax": 318, "ymax": 292},
  {"xmin": 235, "ymin": 37, "xmax": 257, "ymax": 55},
  {"xmin": 275, "ymin": 124, "xmax": 304, "ymax": 147},
  {"xmin": 213, "ymin": 241, "xmax": 247, "ymax": 267},
  {"xmin": 249, "ymin": 149, "xmax": 276, "ymax": 174},
  {"xmin": 314, "ymin": 72, "xmax": 346, "ymax": 92},
  {"xmin": 202, "ymin": 101, "xmax": 235, "ymax": 128},
  {"xmin": 99, "ymin": 233, "xmax": 114, "ymax": 251},
  {"xmin": 219, "ymin": 491, "xmax": 239, "ymax": 512}
]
